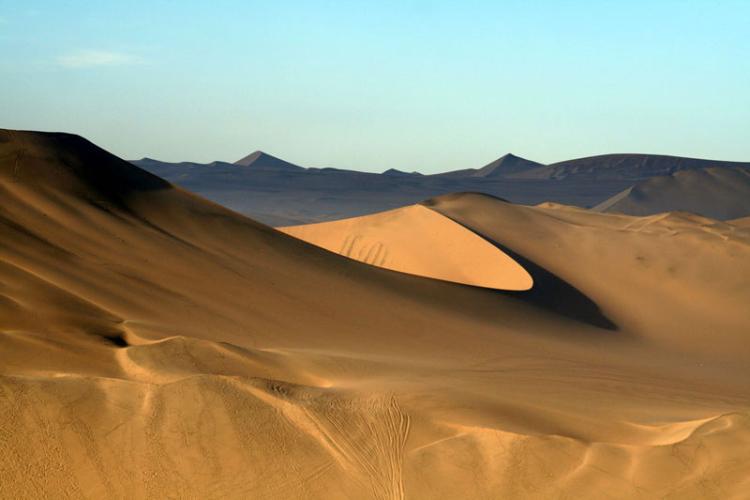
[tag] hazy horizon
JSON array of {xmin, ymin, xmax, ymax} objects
[
  {"xmin": 136, "ymin": 149, "xmax": 749, "ymax": 175},
  {"xmin": 2, "ymin": 0, "xmax": 749, "ymax": 173}
]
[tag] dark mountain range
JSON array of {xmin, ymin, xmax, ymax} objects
[
  {"xmin": 382, "ymin": 168, "xmax": 422, "ymax": 177},
  {"xmin": 428, "ymin": 153, "xmax": 543, "ymax": 179},
  {"xmin": 133, "ymin": 152, "xmax": 750, "ymax": 225},
  {"xmin": 514, "ymin": 153, "xmax": 750, "ymax": 181}
]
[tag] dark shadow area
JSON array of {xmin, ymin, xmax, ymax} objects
[
  {"xmin": 495, "ymin": 245, "xmax": 618, "ymax": 330},
  {"xmin": 102, "ymin": 333, "xmax": 129, "ymax": 348},
  {"xmin": 1, "ymin": 129, "xmax": 172, "ymax": 198},
  {"xmin": 431, "ymin": 208, "xmax": 618, "ymax": 331}
]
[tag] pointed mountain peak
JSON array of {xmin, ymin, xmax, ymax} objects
[
  {"xmin": 234, "ymin": 150, "xmax": 268, "ymax": 165},
  {"xmin": 234, "ymin": 151, "xmax": 305, "ymax": 171},
  {"xmin": 473, "ymin": 153, "xmax": 543, "ymax": 178}
]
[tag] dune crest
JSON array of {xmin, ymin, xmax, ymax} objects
[{"xmin": 281, "ymin": 204, "xmax": 533, "ymax": 291}]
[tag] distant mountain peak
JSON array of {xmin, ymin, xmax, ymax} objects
[
  {"xmin": 234, "ymin": 150, "xmax": 269, "ymax": 165},
  {"xmin": 234, "ymin": 151, "xmax": 304, "ymax": 171},
  {"xmin": 473, "ymin": 153, "xmax": 543, "ymax": 178},
  {"xmin": 383, "ymin": 168, "xmax": 419, "ymax": 176}
]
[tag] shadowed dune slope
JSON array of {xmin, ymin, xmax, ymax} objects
[
  {"xmin": 2, "ymin": 130, "xmax": 750, "ymax": 499},
  {"xmin": 280, "ymin": 205, "xmax": 533, "ymax": 291},
  {"xmin": 427, "ymin": 193, "xmax": 750, "ymax": 355},
  {"xmin": 594, "ymin": 166, "xmax": 750, "ymax": 220}
]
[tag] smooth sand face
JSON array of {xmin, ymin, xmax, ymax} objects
[
  {"xmin": 280, "ymin": 204, "xmax": 533, "ymax": 291},
  {"xmin": 2, "ymin": 130, "xmax": 750, "ymax": 499}
]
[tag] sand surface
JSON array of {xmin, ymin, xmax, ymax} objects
[
  {"xmin": 728, "ymin": 215, "xmax": 750, "ymax": 228},
  {"xmin": 595, "ymin": 166, "xmax": 750, "ymax": 220},
  {"xmin": 281, "ymin": 205, "xmax": 532, "ymax": 290},
  {"xmin": 2, "ymin": 130, "xmax": 750, "ymax": 499}
]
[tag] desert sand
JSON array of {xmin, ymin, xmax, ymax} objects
[
  {"xmin": 2, "ymin": 130, "xmax": 750, "ymax": 499},
  {"xmin": 281, "ymin": 204, "xmax": 533, "ymax": 290},
  {"xmin": 729, "ymin": 215, "xmax": 750, "ymax": 228},
  {"xmin": 595, "ymin": 166, "xmax": 750, "ymax": 220}
]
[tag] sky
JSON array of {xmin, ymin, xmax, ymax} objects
[{"xmin": 1, "ymin": 1, "xmax": 749, "ymax": 173}]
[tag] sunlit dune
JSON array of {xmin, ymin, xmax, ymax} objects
[{"xmin": 280, "ymin": 204, "xmax": 533, "ymax": 291}]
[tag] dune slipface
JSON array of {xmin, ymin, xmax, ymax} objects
[
  {"xmin": 280, "ymin": 204, "xmax": 533, "ymax": 290},
  {"xmin": 2, "ymin": 130, "xmax": 750, "ymax": 499}
]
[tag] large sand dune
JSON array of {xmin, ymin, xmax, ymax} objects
[
  {"xmin": 281, "ymin": 205, "xmax": 533, "ymax": 290},
  {"xmin": 2, "ymin": 130, "xmax": 750, "ymax": 498},
  {"xmin": 595, "ymin": 166, "xmax": 750, "ymax": 220}
]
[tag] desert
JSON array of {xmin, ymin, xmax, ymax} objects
[
  {"xmin": 3, "ymin": 2, "xmax": 749, "ymax": 498},
  {"xmin": 2, "ymin": 130, "xmax": 749, "ymax": 498}
]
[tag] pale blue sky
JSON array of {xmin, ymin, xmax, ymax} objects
[{"xmin": 1, "ymin": 1, "xmax": 748, "ymax": 172}]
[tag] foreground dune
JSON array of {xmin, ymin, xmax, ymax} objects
[
  {"xmin": 281, "ymin": 204, "xmax": 533, "ymax": 290},
  {"xmin": 1, "ymin": 130, "xmax": 750, "ymax": 499}
]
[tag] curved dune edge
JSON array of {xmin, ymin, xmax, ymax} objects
[{"xmin": 280, "ymin": 204, "xmax": 533, "ymax": 291}]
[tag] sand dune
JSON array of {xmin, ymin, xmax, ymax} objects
[
  {"xmin": 595, "ymin": 166, "xmax": 750, "ymax": 220},
  {"xmin": 2, "ymin": 130, "xmax": 750, "ymax": 498},
  {"xmin": 729, "ymin": 215, "xmax": 750, "ymax": 227},
  {"xmin": 281, "ymin": 204, "xmax": 533, "ymax": 290}
]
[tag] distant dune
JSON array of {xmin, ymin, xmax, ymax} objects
[
  {"xmin": 134, "ymin": 152, "xmax": 750, "ymax": 224},
  {"xmin": 595, "ymin": 166, "xmax": 750, "ymax": 220},
  {"xmin": 3, "ymin": 129, "xmax": 750, "ymax": 498}
]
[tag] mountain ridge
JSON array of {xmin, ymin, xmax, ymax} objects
[
  {"xmin": 137, "ymin": 151, "xmax": 750, "ymax": 178},
  {"xmin": 471, "ymin": 153, "xmax": 543, "ymax": 177},
  {"xmin": 520, "ymin": 153, "xmax": 750, "ymax": 180},
  {"xmin": 234, "ymin": 150, "xmax": 305, "ymax": 171},
  {"xmin": 133, "ymin": 150, "xmax": 750, "ymax": 224}
]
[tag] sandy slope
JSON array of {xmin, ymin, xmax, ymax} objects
[
  {"xmin": 2, "ymin": 130, "xmax": 750, "ymax": 499},
  {"xmin": 594, "ymin": 166, "xmax": 750, "ymax": 220},
  {"xmin": 281, "ymin": 205, "xmax": 532, "ymax": 290},
  {"xmin": 728, "ymin": 215, "xmax": 750, "ymax": 228}
]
